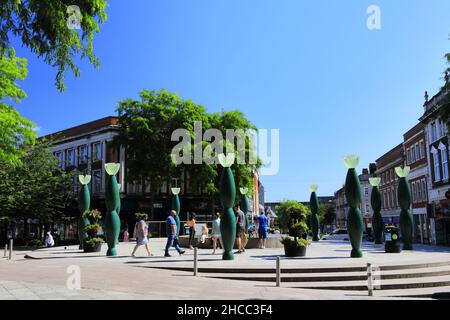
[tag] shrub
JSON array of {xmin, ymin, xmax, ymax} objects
[
  {"xmin": 83, "ymin": 224, "xmax": 102, "ymax": 238},
  {"xmin": 27, "ymin": 239, "xmax": 43, "ymax": 247},
  {"xmin": 83, "ymin": 209, "xmax": 102, "ymax": 223},
  {"xmin": 281, "ymin": 237, "xmax": 309, "ymax": 247}
]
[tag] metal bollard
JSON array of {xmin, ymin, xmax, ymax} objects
[
  {"xmin": 367, "ymin": 263, "xmax": 373, "ymax": 296},
  {"xmin": 276, "ymin": 256, "xmax": 281, "ymax": 287},
  {"xmin": 9, "ymin": 238, "xmax": 13, "ymax": 260},
  {"xmin": 3, "ymin": 243, "xmax": 7, "ymax": 257},
  {"xmin": 194, "ymin": 247, "xmax": 198, "ymax": 276}
]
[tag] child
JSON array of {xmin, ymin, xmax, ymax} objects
[{"xmin": 200, "ymin": 224, "xmax": 209, "ymax": 244}]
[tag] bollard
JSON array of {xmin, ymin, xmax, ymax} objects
[
  {"xmin": 194, "ymin": 247, "xmax": 198, "ymax": 276},
  {"xmin": 276, "ymin": 256, "xmax": 281, "ymax": 287},
  {"xmin": 3, "ymin": 243, "xmax": 7, "ymax": 257},
  {"xmin": 9, "ymin": 238, "xmax": 13, "ymax": 260},
  {"xmin": 367, "ymin": 263, "xmax": 373, "ymax": 296}
]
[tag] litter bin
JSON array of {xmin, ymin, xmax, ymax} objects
[{"xmin": 384, "ymin": 225, "xmax": 401, "ymax": 253}]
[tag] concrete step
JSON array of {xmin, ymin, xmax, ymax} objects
[
  {"xmin": 202, "ymin": 265, "xmax": 450, "ymax": 282},
  {"xmin": 151, "ymin": 260, "xmax": 450, "ymax": 274},
  {"xmin": 283, "ymin": 275, "xmax": 450, "ymax": 291}
]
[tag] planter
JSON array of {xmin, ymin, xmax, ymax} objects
[
  {"xmin": 283, "ymin": 243, "xmax": 307, "ymax": 257},
  {"xmin": 83, "ymin": 241, "xmax": 102, "ymax": 253}
]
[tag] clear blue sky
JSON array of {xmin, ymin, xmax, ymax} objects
[{"xmin": 13, "ymin": 0, "xmax": 450, "ymax": 202}]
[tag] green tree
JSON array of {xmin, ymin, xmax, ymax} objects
[
  {"xmin": 0, "ymin": 141, "xmax": 76, "ymax": 239},
  {"xmin": 116, "ymin": 89, "xmax": 261, "ymax": 216},
  {"xmin": 318, "ymin": 204, "xmax": 336, "ymax": 233},
  {"xmin": 0, "ymin": 48, "xmax": 36, "ymax": 167},
  {"xmin": 275, "ymin": 200, "xmax": 310, "ymax": 233},
  {"xmin": 1, "ymin": 0, "xmax": 108, "ymax": 91},
  {"xmin": 439, "ymin": 53, "xmax": 450, "ymax": 130}
]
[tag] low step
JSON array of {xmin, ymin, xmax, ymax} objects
[
  {"xmin": 202, "ymin": 266, "xmax": 450, "ymax": 282},
  {"xmin": 150, "ymin": 260, "xmax": 450, "ymax": 274}
]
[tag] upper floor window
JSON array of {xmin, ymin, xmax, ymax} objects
[
  {"xmin": 54, "ymin": 151, "xmax": 64, "ymax": 168},
  {"xmin": 66, "ymin": 149, "xmax": 75, "ymax": 167},
  {"xmin": 406, "ymin": 147, "xmax": 410, "ymax": 165},
  {"xmin": 441, "ymin": 148, "xmax": 449, "ymax": 181},
  {"xmin": 364, "ymin": 187, "xmax": 369, "ymax": 196},
  {"xmin": 431, "ymin": 122, "xmax": 437, "ymax": 142},
  {"xmin": 78, "ymin": 145, "xmax": 88, "ymax": 165},
  {"xmin": 92, "ymin": 142, "xmax": 102, "ymax": 162},
  {"xmin": 439, "ymin": 119, "xmax": 447, "ymax": 138},
  {"xmin": 421, "ymin": 180, "xmax": 427, "ymax": 202},
  {"xmin": 433, "ymin": 151, "xmax": 441, "ymax": 182},
  {"xmin": 419, "ymin": 140, "xmax": 425, "ymax": 159},
  {"xmin": 414, "ymin": 143, "xmax": 419, "ymax": 162}
]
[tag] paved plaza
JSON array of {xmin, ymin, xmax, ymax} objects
[{"xmin": 1, "ymin": 239, "xmax": 450, "ymax": 300}]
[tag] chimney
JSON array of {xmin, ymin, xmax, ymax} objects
[{"xmin": 424, "ymin": 91, "xmax": 429, "ymax": 104}]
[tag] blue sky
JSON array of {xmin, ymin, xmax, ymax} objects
[{"xmin": 13, "ymin": 0, "xmax": 450, "ymax": 202}]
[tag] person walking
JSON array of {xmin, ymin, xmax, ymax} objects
[
  {"xmin": 211, "ymin": 212, "xmax": 221, "ymax": 254},
  {"xmin": 258, "ymin": 211, "xmax": 269, "ymax": 249},
  {"xmin": 131, "ymin": 214, "xmax": 153, "ymax": 257},
  {"xmin": 45, "ymin": 231, "xmax": 55, "ymax": 248},
  {"xmin": 123, "ymin": 224, "xmax": 130, "ymax": 242},
  {"xmin": 165, "ymin": 210, "xmax": 186, "ymax": 257},
  {"xmin": 234, "ymin": 204, "xmax": 246, "ymax": 253},
  {"xmin": 187, "ymin": 213, "xmax": 196, "ymax": 249}
]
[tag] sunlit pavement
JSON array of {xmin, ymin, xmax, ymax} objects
[{"xmin": 1, "ymin": 239, "xmax": 449, "ymax": 300}]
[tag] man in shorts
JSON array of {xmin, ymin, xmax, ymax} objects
[{"xmin": 258, "ymin": 211, "xmax": 269, "ymax": 249}]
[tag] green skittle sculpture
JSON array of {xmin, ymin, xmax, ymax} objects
[
  {"xmin": 343, "ymin": 155, "xmax": 364, "ymax": 258},
  {"xmin": 395, "ymin": 166, "xmax": 413, "ymax": 250},
  {"xmin": 369, "ymin": 177, "xmax": 383, "ymax": 244},
  {"xmin": 171, "ymin": 187, "xmax": 181, "ymax": 239},
  {"xmin": 104, "ymin": 163, "xmax": 121, "ymax": 256},
  {"xmin": 78, "ymin": 175, "xmax": 91, "ymax": 250},
  {"xmin": 240, "ymin": 187, "xmax": 250, "ymax": 233},
  {"xmin": 218, "ymin": 153, "xmax": 237, "ymax": 260},
  {"xmin": 309, "ymin": 184, "xmax": 320, "ymax": 241}
]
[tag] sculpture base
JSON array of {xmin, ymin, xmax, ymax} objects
[
  {"xmin": 403, "ymin": 244, "xmax": 413, "ymax": 251},
  {"xmin": 350, "ymin": 249, "xmax": 363, "ymax": 258},
  {"xmin": 222, "ymin": 251, "xmax": 234, "ymax": 260},
  {"xmin": 107, "ymin": 247, "xmax": 117, "ymax": 256}
]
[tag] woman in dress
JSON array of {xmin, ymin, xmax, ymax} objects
[
  {"xmin": 131, "ymin": 214, "xmax": 153, "ymax": 257},
  {"xmin": 211, "ymin": 212, "xmax": 221, "ymax": 254}
]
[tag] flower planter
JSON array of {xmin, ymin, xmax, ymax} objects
[
  {"xmin": 83, "ymin": 242, "xmax": 102, "ymax": 253},
  {"xmin": 283, "ymin": 243, "xmax": 307, "ymax": 257}
]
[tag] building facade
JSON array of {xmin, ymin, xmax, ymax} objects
[
  {"xmin": 375, "ymin": 143, "xmax": 404, "ymax": 225},
  {"xmin": 403, "ymin": 122, "xmax": 431, "ymax": 244},
  {"xmin": 44, "ymin": 116, "xmax": 264, "ymax": 236},
  {"xmin": 420, "ymin": 89, "xmax": 450, "ymax": 245}
]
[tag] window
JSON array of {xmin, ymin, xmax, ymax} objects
[
  {"xmin": 433, "ymin": 152, "xmax": 441, "ymax": 181},
  {"xmin": 439, "ymin": 119, "xmax": 446, "ymax": 137},
  {"xmin": 365, "ymin": 204, "xmax": 370, "ymax": 214},
  {"xmin": 415, "ymin": 143, "xmax": 419, "ymax": 162},
  {"xmin": 92, "ymin": 170, "xmax": 102, "ymax": 194},
  {"xmin": 364, "ymin": 187, "xmax": 369, "ymax": 196},
  {"xmin": 92, "ymin": 142, "xmax": 102, "ymax": 162},
  {"xmin": 431, "ymin": 122, "xmax": 437, "ymax": 142},
  {"xmin": 421, "ymin": 180, "xmax": 427, "ymax": 202},
  {"xmin": 54, "ymin": 151, "xmax": 64, "ymax": 168},
  {"xmin": 171, "ymin": 178, "xmax": 181, "ymax": 189},
  {"xmin": 66, "ymin": 149, "xmax": 75, "ymax": 167},
  {"xmin": 419, "ymin": 140, "xmax": 425, "ymax": 159},
  {"xmin": 417, "ymin": 182, "xmax": 422, "ymax": 203},
  {"xmin": 411, "ymin": 145, "xmax": 416, "ymax": 163},
  {"xmin": 406, "ymin": 148, "xmax": 410, "ymax": 164},
  {"xmin": 441, "ymin": 148, "xmax": 449, "ymax": 181},
  {"xmin": 413, "ymin": 182, "xmax": 418, "ymax": 203},
  {"xmin": 78, "ymin": 145, "xmax": 88, "ymax": 164}
]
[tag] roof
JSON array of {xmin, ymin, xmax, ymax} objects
[{"xmin": 40, "ymin": 116, "xmax": 119, "ymax": 143}]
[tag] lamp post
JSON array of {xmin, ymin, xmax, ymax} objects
[
  {"xmin": 78, "ymin": 175, "xmax": 91, "ymax": 250},
  {"xmin": 309, "ymin": 184, "xmax": 320, "ymax": 241},
  {"xmin": 369, "ymin": 177, "xmax": 383, "ymax": 244},
  {"xmin": 104, "ymin": 163, "xmax": 121, "ymax": 256},
  {"xmin": 343, "ymin": 155, "xmax": 364, "ymax": 258},
  {"xmin": 395, "ymin": 166, "xmax": 413, "ymax": 250},
  {"xmin": 218, "ymin": 153, "xmax": 237, "ymax": 260},
  {"xmin": 171, "ymin": 187, "xmax": 181, "ymax": 239}
]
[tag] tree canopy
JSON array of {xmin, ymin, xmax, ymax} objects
[
  {"xmin": 439, "ymin": 53, "xmax": 450, "ymax": 129},
  {"xmin": 116, "ymin": 89, "xmax": 261, "ymax": 210},
  {"xmin": 0, "ymin": 48, "xmax": 36, "ymax": 167},
  {"xmin": 0, "ymin": 141, "xmax": 76, "ymax": 226},
  {"xmin": 1, "ymin": 0, "xmax": 108, "ymax": 91}
]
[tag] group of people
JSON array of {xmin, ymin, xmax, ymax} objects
[{"xmin": 129, "ymin": 205, "xmax": 272, "ymax": 257}]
